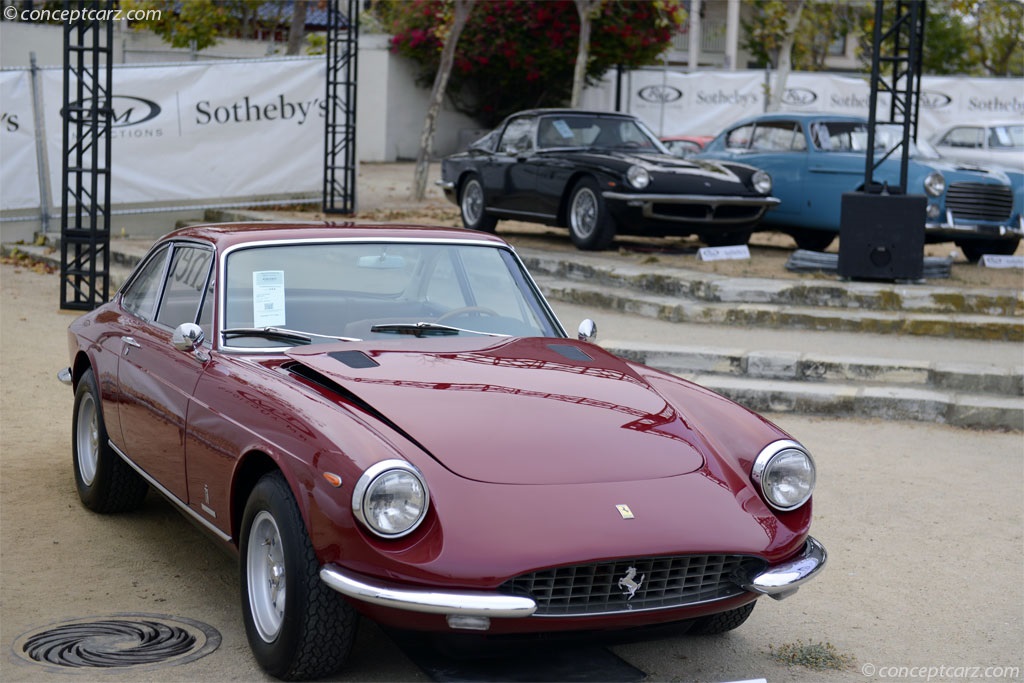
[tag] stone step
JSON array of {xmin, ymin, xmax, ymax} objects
[
  {"xmin": 603, "ymin": 342, "xmax": 1023, "ymax": 398},
  {"xmin": 536, "ymin": 276, "xmax": 1024, "ymax": 342},
  {"xmin": 675, "ymin": 373, "xmax": 1023, "ymax": 432},
  {"xmin": 520, "ymin": 250, "xmax": 1024, "ymax": 318}
]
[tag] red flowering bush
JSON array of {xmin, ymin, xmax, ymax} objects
[{"xmin": 377, "ymin": 0, "xmax": 685, "ymax": 126}]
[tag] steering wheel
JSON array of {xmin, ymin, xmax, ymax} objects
[{"xmin": 435, "ymin": 306, "xmax": 499, "ymax": 324}]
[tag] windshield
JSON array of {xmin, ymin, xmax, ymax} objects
[
  {"xmin": 537, "ymin": 114, "xmax": 669, "ymax": 153},
  {"xmin": 221, "ymin": 242, "xmax": 562, "ymax": 349},
  {"xmin": 810, "ymin": 121, "xmax": 940, "ymax": 159}
]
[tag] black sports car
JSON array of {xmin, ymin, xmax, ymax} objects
[{"xmin": 439, "ymin": 109, "xmax": 780, "ymax": 250}]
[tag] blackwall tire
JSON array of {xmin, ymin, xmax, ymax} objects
[
  {"xmin": 72, "ymin": 368, "xmax": 148, "ymax": 513},
  {"xmin": 568, "ymin": 177, "xmax": 616, "ymax": 250},
  {"xmin": 240, "ymin": 471, "xmax": 357, "ymax": 680},
  {"xmin": 459, "ymin": 174, "xmax": 498, "ymax": 232}
]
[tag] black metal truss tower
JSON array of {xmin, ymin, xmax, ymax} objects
[
  {"xmin": 864, "ymin": 0, "xmax": 926, "ymax": 195},
  {"xmin": 60, "ymin": 0, "xmax": 114, "ymax": 310},
  {"xmin": 323, "ymin": 0, "xmax": 359, "ymax": 214}
]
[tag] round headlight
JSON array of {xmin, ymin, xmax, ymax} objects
[
  {"xmin": 752, "ymin": 169, "xmax": 773, "ymax": 195},
  {"xmin": 627, "ymin": 165, "xmax": 651, "ymax": 189},
  {"xmin": 924, "ymin": 171, "xmax": 945, "ymax": 197},
  {"xmin": 751, "ymin": 440, "xmax": 815, "ymax": 512},
  {"xmin": 352, "ymin": 460, "xmax": 429, "ymax": 538}
]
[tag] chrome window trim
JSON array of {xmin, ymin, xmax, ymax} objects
[{"xmin": 215, "ymin": 236, "xmax": 567, "ymax": 353}]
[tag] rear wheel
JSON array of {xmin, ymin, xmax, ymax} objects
[
  {"xmin": 459, "ymin": 174, "xmax": 498, "ymax": 232},
  {"xmin": 568, "ymin": 177, "xmax": 616, "ymax": 250},
  {"xmin": 688, "ymin": 601, "xmax": 756, "ymax": 635},
  {"xmin": 240, "ymin": 471, "xmax": 357, "ymax": 680},
  {"xmin": 72, "ymin": 368, "xmax": 148, "ymax": 513},
  {"xmin": 956, "ymin": 237, "xmax": 1020, "ymax": 263}
]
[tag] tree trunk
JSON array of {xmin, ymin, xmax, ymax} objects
[
  {"xmin": 286, "ymin": 0, "xmax": 308, "ymax": 56},
  {"xmin": 571, "ymin": 0, "xmax": 602, "ymax": 108},
  {"xmin": 767, "ymin": 0, "xmax": 805, "ymax": 112},
  {"xmin": 412, "ymin": 0, "xmax": 473, "ymax": 201}
]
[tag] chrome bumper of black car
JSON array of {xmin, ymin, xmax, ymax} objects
[
  {"xmin": 602, "ymin": 191, "xmax": 781, "ymax": 225},
  {"xmin": 320, "ymin": 535, "xmax": 826, "ymax": 625}
]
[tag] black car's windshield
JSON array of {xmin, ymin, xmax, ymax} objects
[
  {"xmin": 221, "ymin": 242, "xmax": 561, "ymax": 349},
  {"xmin": 810, "ymin": 121, "xmax": 940, "ymax": 159},
  {"xmin": 536, "ymin": 114, "xmax": 669, "ymax": 153}
]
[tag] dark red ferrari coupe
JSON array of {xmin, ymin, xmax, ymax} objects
[{"xmin": 59, "ymin": 223, "xmax": 825, "ymax": 680}]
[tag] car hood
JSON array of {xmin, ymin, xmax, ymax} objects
[
  {"xmin": 286, "ymin": 337, "xmax": 706, "ymax": 485},
  {"xmin": 563, "ymin": 149, "xmax": 746, "ymax": 179}
]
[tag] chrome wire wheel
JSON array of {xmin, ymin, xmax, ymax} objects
[
  {"xmin": 570, "ymin": 186, "xmax": 599, "ymax": 240},
  {"xmin": 247, "ymin": 510, "xmax": 286, "ymax": 643},
  {"xmin": 461, "ymin": 178, "xmax": 485, "ymax": 226},
  {"xmin": 75, "ymin": 392, "xmax": 99, "ymax": 487}
]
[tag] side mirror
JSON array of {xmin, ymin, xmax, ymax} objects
[
  {"xmin": 577, "ymin": 319, "xmax": 597, "ymax": 343},
  {"xmin": 172, "ymin": 322, "xmax": 206, "ymax": 352}
]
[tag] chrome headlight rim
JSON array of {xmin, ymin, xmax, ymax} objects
[
  {"xmin": 626, "ymin": 165, "xmax": 651, "ymax": 190},
  {"xmin": 752, "ymin": 169, "xmax": 773, "ymax": 195},
  {"xmin": 751, "ymin": 439, "xmax": 815, "ymax": 512},
  {"xmin": 923, "ymin": 171, "xmax": 945, "ymax": 197},
  {"xmin": 352, "ymin": 459, "xmax": 430, "ymax": 539}
]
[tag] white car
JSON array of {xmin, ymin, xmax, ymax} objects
[{"xmin": 930, "ymin": 121, "xmax": 1024, "ymax": 171}]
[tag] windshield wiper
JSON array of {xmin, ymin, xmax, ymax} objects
[
  {"xmin": 369, "ymin": 322, "xmax": 508, "ymax": 338},
  {"xmin": 221, "ymin": 327, "xmax": 362, "ymax": 345}
]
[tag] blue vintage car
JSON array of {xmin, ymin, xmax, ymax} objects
[{"xmin": 698, "ymin": 113, "xmax": 1023, "ymax": 260}]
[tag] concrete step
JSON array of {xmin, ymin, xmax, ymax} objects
[
  {"xmin": 535, "ymin": 275, "xmax": 1024, "ymax": 342},
  {"xmin": 520, "ymin": 250, "xmax": 1023, "ymax": 317}
]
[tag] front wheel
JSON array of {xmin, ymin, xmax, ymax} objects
[
  {"xmin": 568, "ymin": 177, "xmax": 616, "ymax": 250},
  {"xmin": 459, "ymin": 174, "xmax": 498, "ymax": 232},
  {"xmin": 240, "ymin": 471, "xmax": 357, "ymax": 680},
  {"xmin": 956, "ymin": 237, "xmax": 1020, "ymax": 263},
  {"xmin": 688, "ymin": 601, "xmax": 756, "ymax": 635},
  {"xmin": 72, "ymin": 368, "xmax": 149, "ymax": 513}
]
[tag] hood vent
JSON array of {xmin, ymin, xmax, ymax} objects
[
  {"xmin": 330, "ymin": 350, "xmax": 379, "ymax": 369},
  {"xmin": 547, "ymin": 343, "xmax": 593, "ymax": 362}
]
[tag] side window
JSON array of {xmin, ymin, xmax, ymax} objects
[
  {"xmin": 751, "ymin": 121, "xmax": 802, "ymax": 151},
  {"xmin": 726, "ymin": 124, "xmax": 755, "ymax": 150},
  {"xmin": 941, "ymin": 127, "xmax": 983, "ymax": 148},
  {"xmin": 121, "ymin": 245, "xmax": 171, "ymax": 320},
  {"xmin": 498, "ymin": 117, "xmax": 535, "ymax": 154},
  {"xmin": 155, "ymin": 245, "xmax": 214, "ymax": 329}
]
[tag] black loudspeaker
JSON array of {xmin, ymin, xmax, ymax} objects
[{"xmin": 838, "ymin": 192, "xmax": 926, "ymax": 281}]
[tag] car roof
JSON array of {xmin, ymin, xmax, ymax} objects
[
  {"xmin": 508, "ymin": 108, "xmax": 637, "ymax": 120},
  {"xmin": 161, "ymin": 222, "xmax": 510, "ymax": 250},
  {"xmin": 730, "ymin": 112, "xmax": 867, "ymax": 125}
]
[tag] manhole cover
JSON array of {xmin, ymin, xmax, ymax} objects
[{"xmin": 12, "ymin": 614, "xmax": 220, "ymax": 671}]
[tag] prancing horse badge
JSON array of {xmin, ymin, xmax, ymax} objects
[{"xmin": 616, "ymin": 504, "xmax": 635, "ymax": 519}]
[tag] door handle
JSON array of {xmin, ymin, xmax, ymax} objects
[{"xmin": 121, "ymin": 336, "xmax": 141, "ymax": 350}]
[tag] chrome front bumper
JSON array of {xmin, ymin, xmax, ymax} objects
[
  {"xmin": 320, "ymin": 536, "xmax": 826, "ymax": 618},
  {"xmin": 739, "ymin": 536, "xmax": 828, "ymax": 601},
  {"xmin": 925, "ymin": 212, "xmax": 1024, "ymax": 238}
]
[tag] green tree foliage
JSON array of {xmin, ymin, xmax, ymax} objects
[
  {"xmin": 375, "ymin": 0, "xmax": 686, "ymax": 126},
  {"xmin": 955, "ymin": 0, "xmax": 1024, "ymax": 76},
  {"xmin": 123, "ymin": 0, "xmax": 241, "ymax": 50},
  {"xmin": 743, "ymin": 0, "xmax": 865, "ymax": 72}
]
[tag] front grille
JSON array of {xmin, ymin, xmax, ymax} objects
[
  {"xmin": 946, "ymin": 182, "xmax": 1013, "ymax": 223},
  {"xmin": 650, "ymin": 203, "xmax": 763, "ymax": 223},
  {"xmin": 500, "ymin": 555, "xmax": 762, "ymax": 617}
]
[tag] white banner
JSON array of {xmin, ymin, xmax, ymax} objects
[
  {"xmin": 37, "ymin": 57, "xmax": 326, "ymax": 209},
  {"xmin": 0, "ymin": 70, "xmax": 41, "ymax": 211},
  {"xmin": 582, "ymin": 69, "xmax": 1024, "ymax": 141}
]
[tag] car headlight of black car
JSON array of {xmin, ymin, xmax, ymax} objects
[
  {"xmin": 924, "ymin": 171, "xmax": 945, "ymax": 197},
  {"xmin": 627, "ymin": 165, "xmax": 651, "ymax": 189},
  {"xmin": 752, "ymin": 169, "xmax": 773, "ymax": 195},
  {"xmin": 751, "ymin": 440, "xmax": 815, "ymax": 512},
  {"xmin": 352, "ymin": 460, "xmax": 430, "ymax": 538}
]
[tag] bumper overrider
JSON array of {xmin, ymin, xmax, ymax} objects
[
  {"xmin": 319, "ymin": 536, "xmax": 826, "ymax": 629},
  {"xmin": 601, "ymin": 191, "xmax": 781, "ymax": 225}
]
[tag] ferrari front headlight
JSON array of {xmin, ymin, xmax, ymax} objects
[
  {"xmin": 751, "ymin": 440, "xmax": 815, "ymax": 512},
  {"xmin": 627, "ymin": 165, "xmax": 651, "ymax": 189},
  {"xmin": 352, "ymin": 460, "xmax": 429, "ymax": 538}
]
